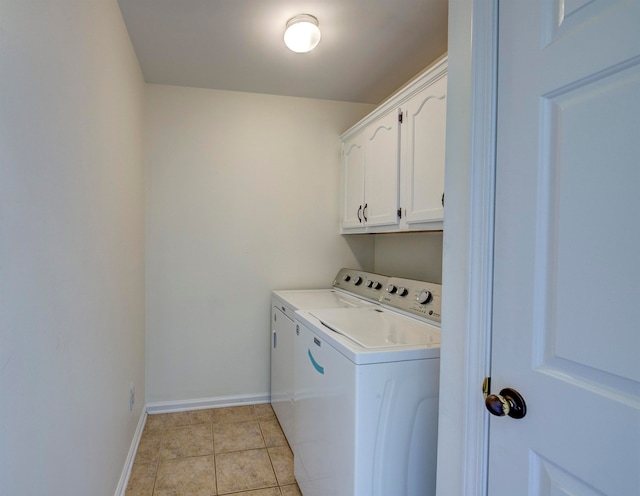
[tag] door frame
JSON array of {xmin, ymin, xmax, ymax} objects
[{"xmin": 437, "ymin": 1, "xmax": 498, "ymax": 495}]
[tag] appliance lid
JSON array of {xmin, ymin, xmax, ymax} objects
[
  {"xmin": 272, "ymin": 289, "xmax": 375, "ymax": 311},
  {"xmin": 309, "ymin": 307, "xmax": 440, "ymax": 349}
]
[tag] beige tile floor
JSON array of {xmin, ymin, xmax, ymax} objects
[{"xmin": 126, "ymin": 404, "xmax": 301, "ymax": 496}]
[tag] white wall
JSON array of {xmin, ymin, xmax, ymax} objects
[
  {"xmin": 145, "ymin": 84, "xmax": 375, "ymax": 403},
  {"xmin": 0, "ymin": 1, "xmax": 146, "ymax": 494},
  {"xmin": 374, "ymin": 232, "xmax": 443, "ymax": 283}
]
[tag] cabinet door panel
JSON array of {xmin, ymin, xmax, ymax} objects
[
  {"xmin": 404, "ymin": 75, "xmax": 447, "ymax": 225},
  {"xmin": 364, "ymin": 111, "xmax": 400, "ymax": 228},
  {"xmin": 342, "ymin": 133, "xmax": 366, "ymax": 230}
]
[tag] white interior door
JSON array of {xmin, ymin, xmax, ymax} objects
[{"xmin": 489, "ymin": 1, "xmax": 640, "ymax": 495}]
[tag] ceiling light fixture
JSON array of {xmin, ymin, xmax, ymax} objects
[{"xmin": 284, "ymin": 14, "xmax": 321, "ymax": 53}]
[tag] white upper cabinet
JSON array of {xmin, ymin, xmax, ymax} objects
[
  {"xmin": 340, "ymin": 56, "xmax": 447, "ymax": 234},
  {"xmin": 341, "ymin": 110, "xmax": 400, "ymax": 232},
  {"xmin": 402, "ymin": 73, "xmax": 447, "ymax": 228},
  {"xmin": 362, "ymin": 109, "xmax": 401, "ymax": 228},
  {"xmin": 341, "ymin": 133, "xmax": 366, "ymax": 230}
]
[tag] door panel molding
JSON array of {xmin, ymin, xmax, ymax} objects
[{"xmin": 530, "ymin": 451, "xmax": 606, "ymax": 496}]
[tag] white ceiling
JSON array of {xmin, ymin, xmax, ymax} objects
[{"xmin": 117, "ymin": 0, "xmax": 448, "ymax": 104}]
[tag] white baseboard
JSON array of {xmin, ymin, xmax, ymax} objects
[
  {"xmin": 113, "ymin": 408, "xmax": 147, "ymax": 496},
  {"xmin": 145, "ymin": 392, "xmax": 271, "ymax": 414}
]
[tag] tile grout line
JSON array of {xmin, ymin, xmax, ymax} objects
[
  {"xmin": 152, "ymin": 425, "xmax": 162, "ymax": 496},
  {"xmin": 212, "ymin": 420, "xmax": 218, "ymax": 496},
  {"xmin": 155, "ymin": 415, "xmax": 168, "ymax": 495}
]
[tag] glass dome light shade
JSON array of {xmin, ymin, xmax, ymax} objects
[{"xmin": 284, "ymin": 14, "xmax": 321, "ymax": 53}]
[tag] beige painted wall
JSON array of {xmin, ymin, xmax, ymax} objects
[
  {"xmin": 0, "ymin": 1, "xmax": 146, "ymax": 494},
  {"xmin": 374, "ymin": 232, "xmax": 443, "ymax": 283},
  {"xmin": 145, "ymin": 84, "xmax": 376, "ymax": 403}
]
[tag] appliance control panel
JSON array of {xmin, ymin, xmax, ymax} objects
[
  {"xmin": 332, "ymin": 268, "xmax": 390, "ymax": 302},
  {"xmin": 380, "ymin": 277, "xmax": 442, "ymax": 324}
]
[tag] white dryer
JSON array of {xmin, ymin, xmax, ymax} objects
[
  {"xmin": 294, "ymin": 277, "xmax": 442, "ymax": 496},
  {"xmin": 270, "ymin": 269, "xmax": 389, "ymax": 446}
]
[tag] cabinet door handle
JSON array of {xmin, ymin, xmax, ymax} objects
[
  {"xmin": 442, "ymin": 193, "xmax": 445, "ymax": 207},
  {"xmin": 357, "ymin": 205, "xmax": 363, "ymax": 223},
  {"xmin": 363, "ymin": 203, "xmax": 368, "ymax": 222}
]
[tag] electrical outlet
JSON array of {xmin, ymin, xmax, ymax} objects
[{"xmin": 129, "ymin": 382, "xmax": 135, "ymax": 411}]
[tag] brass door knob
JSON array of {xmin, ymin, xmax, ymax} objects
[{"xmin": 485, "ymin": 387, "xmax": 527, "ymax": 419}]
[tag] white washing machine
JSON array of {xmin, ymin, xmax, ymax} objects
[
  {"xmin": 270, "ymin": 268, "xmax": 390, "ymax": 446},
  {"xmin": 293, "ymin": 276, "xmax": 442, "ymax": 496}
]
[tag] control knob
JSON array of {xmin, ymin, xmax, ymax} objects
[
  {"xmin": 353, "ymin": 276, "xmax": 363, "ymax": 286},
  {"xmin": 366, "ymin": 279, "xmax": 374, "ymax": 288},
  {"xmin": 386, "ymin": 284, "xmax": 398, "ymax": 294},
  {"xmin": 342, "ymin": 274, "xmax": 351, "ymax": 282},
  {"xmin": 398, "ymin": 287, "xmax": 409, "ymax": 297},
  {"xmin": 372, "ymin": 281, "xmax": 382, "ymax": 290},
  {"xmin": 417, "ymin": 290, "xmax": 433, "ymax": 304}
]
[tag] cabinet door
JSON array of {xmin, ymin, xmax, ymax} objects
[
  {"xmin": 363, "ymin": 110, "xmax": 400, "ymax": 228},
  {"xmin": 403, "ymin": 75, "xmax": 447, "ymax": 225},
  {"xmin": 341, "ymin": 133, "xmax": 366, "ymax": 230}
]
